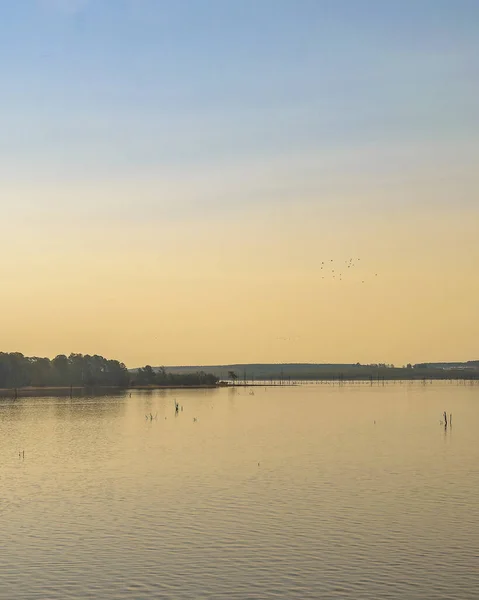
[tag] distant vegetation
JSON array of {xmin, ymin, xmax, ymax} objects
[
  {"xmin": 156, "ymin": 362, "xmax": 479, "ymax": 382},
  {"xmin": 0, "ymin": 353, "xmax": 218, "ymax": 389},
  {"xmin": 0, "ymin": 352, "xmax": 130, "ymax": 388},
  {"xmin": 1, "ymin": 354, "xmax": 477, "ymax": 391},
  {"xmin": 130, "ymin": 365, "xmax": 218, "ymax": 387}
]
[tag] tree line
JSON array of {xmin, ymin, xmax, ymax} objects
[
  {"xmin": 0, "ymin": 353, "xmax": 218, "ymax": 389},
  {"xmin": 0, "ymin": 352, "xmax": 130, "ymax": 388},
  {"xmin": 225, "ymin": 364, "xmax": 479, "ymax": 383},
  {"xmin": 131, "ymin": 365, "xmax": 218, "ymax": 387}
]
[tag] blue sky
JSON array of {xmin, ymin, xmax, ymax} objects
[
  {"xmin": 1, "ymin": 1, "xmax": 479, "ymax": 364},
  {"xmin": 1, "ymin": 0, "xmax": 478, "ymax": 181}
]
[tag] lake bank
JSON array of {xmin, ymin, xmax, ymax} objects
[
  {"xmin": 0, "ymin": 386, "xmax": 125, "ymax": 398},
  {"xmin": 0, "ymin": 383, "xmax": 222, "ymax": 398},
  {"xmin": 2, "ymin": 377, "xmax": 478, "ymax": 398}
]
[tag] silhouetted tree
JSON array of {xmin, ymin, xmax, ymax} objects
[{"xmin": 0, "ymin": 352, "xmax": 129, "ymax": 388}]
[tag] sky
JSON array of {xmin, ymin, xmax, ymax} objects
[{"xmin": 1, "ymin": 0, "xmax": 478, "ymax": 367}]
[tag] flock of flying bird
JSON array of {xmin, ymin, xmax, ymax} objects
[
  {"xmin": 276, "ymin": 258, "xmax": 379, "ymax": 345},
  {"xmin": 320, "ymin": 257, "xmax": 378, "ymax": 284}
]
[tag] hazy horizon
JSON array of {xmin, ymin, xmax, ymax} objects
[
  {"xmin": 2, "ymin": 1, "xmax": 478, "ymax": 366},
  {"xmin": 1, "ymin": 352, "xmax": 478, "ymax": 372}
]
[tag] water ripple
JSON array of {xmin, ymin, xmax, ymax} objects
[{"xmin": 1, "ymin": 384, "xmax": 479, "ymax": 598}]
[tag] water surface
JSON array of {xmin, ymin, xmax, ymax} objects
[{"xmin": 1, "ymin": 382, "xmax": 478, "ymax": 599}]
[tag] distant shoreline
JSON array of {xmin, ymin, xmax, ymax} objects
[
  {"xmin": 1, "ymin": 377, "xmax": 478, "ymax": 399},
  {"xmin": 0, "ymin": 384, "xmax": 220, "ymax": 398},
  {"xmin": 129, "ymin": 384, "xmax": 219, "ymax": 390},
  {"xmin": 0, "ymin": 386, "xmax": 122, "ymax": 398},
  {"xmin": 2, "ymin": 353, "xmax": 477, "ymax": 395}
]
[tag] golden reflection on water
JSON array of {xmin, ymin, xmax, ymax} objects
[{"xmin": 1, "ymin": 383, "xmax": 479, "ymax": 599}]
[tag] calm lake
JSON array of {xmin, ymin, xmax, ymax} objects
[{"xmin": 1, "ymin": 382, "xmax": 478, "ymax": 599}]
